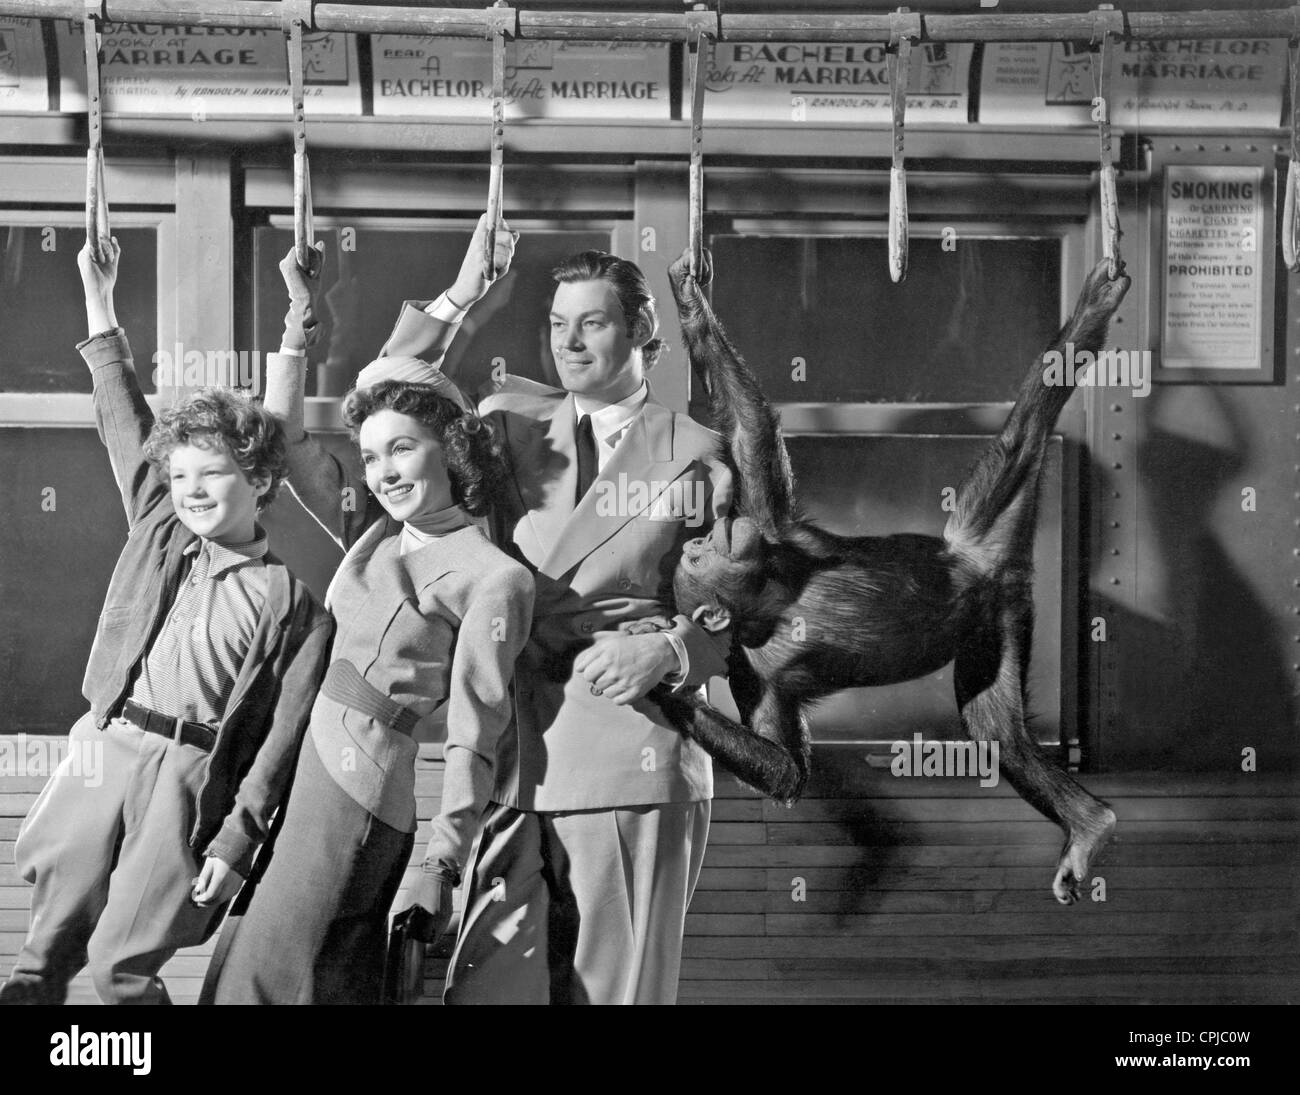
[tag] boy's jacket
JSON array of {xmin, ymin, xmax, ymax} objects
[{"xmin": 78, "ymin": 331, "xmax": 333, "ymax": 876}]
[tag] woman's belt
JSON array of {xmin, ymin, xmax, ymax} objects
[{"xmin": 320, "ymin": 660, "xmax": 420, "ymax": 737}]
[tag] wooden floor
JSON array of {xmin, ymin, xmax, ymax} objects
[{"xmin": 3, "ymin": 744, "xmax": 1297, "ymax": 1005}]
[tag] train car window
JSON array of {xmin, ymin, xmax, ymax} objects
[
  {"xmin": 783, "ymin": 434, "xmax": 1064, "ymax": 746},
  {"xmin": 0, "ymin": 427, "xmax": 124, "ymax": 733},
  {"xmin": 709, "ymin": 234, "xmax": 1061, "ymax": 404},
  {"xmin": 0, "ymin": 226, "xmax": 158, "ymax": 394},
  {"xmin": 251, "ymin": 224, "xmax": 612, "ymax": 401}
]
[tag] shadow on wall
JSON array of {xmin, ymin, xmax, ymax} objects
[{"xmin": 1094, "ymin": 383, "xmax": 1297, "ymax": 771}]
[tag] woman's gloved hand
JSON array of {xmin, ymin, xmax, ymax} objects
[{"xmin": 279, "ymin": 243, "xmax": 325, "ymax": 352}]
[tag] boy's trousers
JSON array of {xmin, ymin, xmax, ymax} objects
[{"xmin": 5, "ymin": 712, "xmax": 223, "ymax": 1004}]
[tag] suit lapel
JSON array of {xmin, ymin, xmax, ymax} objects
[
  {"xmin": 512, "ymin": 392, "xmax": 578, "ymax": 564},
  {"xmin": 539, "ymin": 394, "xmax": 691, "ymax": 580}
]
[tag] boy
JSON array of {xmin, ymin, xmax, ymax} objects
[{"xmin": 0, "ymin": 237, "xmax": 332, "ymax": 1005}]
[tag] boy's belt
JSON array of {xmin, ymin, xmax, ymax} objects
[
  {"xmin": 118, "ymin": 699, "xmax": 217, "ymax": 753},
  {"xmin": 320, "ymin": 660, "xmax": 420, "ymax": 737}
]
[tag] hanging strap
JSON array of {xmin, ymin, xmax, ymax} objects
[
  {"xmin": 284, "ymin": 2, "xmax": 315, "ymax": 272},
  {"xmin": 84, "ymin": 0, "xmax": 109, "ymax": 262},
  {"xmin": 887, "ymin": 9, "xmax": 920, "ymax": 284},
  {"xmin": 685, "ymin": 8, "xmax": 717, "ymax": 280},
  {"xmin": 484, "ymin": 4, "xmax": 515, "ymax": 281},
  {"xmin": 684, "ymin": 6, "xmax": 718, "ymax": 279},
  {"xmin": 1283, "ymin": 40, "xmax": 1300, "ymax": 272},
  {"xmin": 1091, "ymin": 7, "xmax": 1123, "ymax": 279}
]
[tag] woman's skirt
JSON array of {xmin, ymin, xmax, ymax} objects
[{"xmin": 199, "ymin": 731, "xmax": 414, "ymax": 1005}]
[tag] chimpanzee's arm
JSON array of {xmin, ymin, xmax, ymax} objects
[
  {"xmin": 652, "ymin": 675, "xmax": 810, "ymax": 804},
  {"xmin": 666, "ymin": 249, "xmax": 797, "ymax": 530}
]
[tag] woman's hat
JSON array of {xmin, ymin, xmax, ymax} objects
[{"xmin": 352, "ymin": 355, "xmax": 475, "ymax": 415}]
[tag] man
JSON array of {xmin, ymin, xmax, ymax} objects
[{"xmin": 388, "ymin": 218, "xmax": 732, "ymax": 1003}]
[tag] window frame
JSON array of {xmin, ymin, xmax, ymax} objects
[
  {"xmin": 0, "ymin": 208, "xmax": 178, "ymax": 426},
  {"xmin": 252, "ymin": 212, "xmax": 627, "ymax": 432},
  {"xmin": 700, "ymin": 215, "xmax": 1089, "ymax": 752}
]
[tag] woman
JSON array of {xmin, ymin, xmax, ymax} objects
[{"xmin": 202, "ymin": 219, "xmax": 532, "ymax": 1004}]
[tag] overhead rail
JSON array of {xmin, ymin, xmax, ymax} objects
[{"xmin": 1, "ymin": 2, "xmax": 1298, "ymax": 44}]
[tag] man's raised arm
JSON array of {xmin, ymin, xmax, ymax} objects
[{"xmin": 378, "ymin": 213, "xmax": 519, "ymax": 395}]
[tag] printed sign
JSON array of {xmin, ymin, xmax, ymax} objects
[
  {"xmin": 692, "ymin": 41, "xmax": 974, "ymax": 123},
  {"xmin": 56, "ymin": 20, "xmax": 361, "ymax": 115},
  {"xmin": 0, "ymin": 18, "xmax": 49, "ymax": 112},
  {"xmin": 980, "ymin": 39, "xmax": 1287, "ymax": 128},
  {"xmin": 372, "ymin": 38, "xmax": 670, "ymax": 119},
  {"xmin": 1162, "ymin": 164, "xmax": 1265, "ymax": 371}
]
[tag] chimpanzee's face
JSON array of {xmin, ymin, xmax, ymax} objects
[{"xmin": 673, "ymin": 516, "xmax": 765, "ymax": 629}]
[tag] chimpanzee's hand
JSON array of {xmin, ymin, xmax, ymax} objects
[
  {"xmin": 666, "ymin": 246, "xmax": 713, "ymax": 322},
  {"xmin": 667, "ymin": 245, "xmax": 713, "ymax": 290}
]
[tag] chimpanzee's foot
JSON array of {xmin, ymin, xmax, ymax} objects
[{"xmin": 1052, "ymin": 805, "xmax": 1117, "ymax": 905}]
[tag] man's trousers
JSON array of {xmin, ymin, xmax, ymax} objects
[{"xmin": 445, "ymin": 799, "xmax": 710, "ymax": 1005}]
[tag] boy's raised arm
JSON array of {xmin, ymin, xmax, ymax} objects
[{"xmin": 78, "ymin": 238, "xmax": 167, "ymax": 527}]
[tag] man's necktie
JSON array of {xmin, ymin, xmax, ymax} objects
[{"xmin": 575, "ymin": 413, "xmax": 598, "ymax": 504}]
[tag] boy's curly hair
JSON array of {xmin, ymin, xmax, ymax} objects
[
  {"xmin": 342, "ymin": 380, "xmax": 507, "ymax": 518},
  {"xmin": 143, "ymin": 387, "xmax": 288, "ymax": 511}
]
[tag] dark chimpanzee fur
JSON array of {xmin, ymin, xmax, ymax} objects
[{"xmin": 648, "ymin": 248, "xmax": 1129, "ymax": 904}]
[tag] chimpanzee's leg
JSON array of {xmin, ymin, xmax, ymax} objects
[
  {"xmin": 944, "ymin": 261, "xmax": 1126, "ymax": 903},
  {"xmin": 955, "ymin": 598, "xmax": 1116, "ymax": 905},
  {"xmin": 946, "ymin": 259, "xmax": 1130, "ymax": 559}
]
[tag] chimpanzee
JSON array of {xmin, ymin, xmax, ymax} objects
[{"xmin": 647, "ymin": 248, "xmax": 1130, "ymax": 904}]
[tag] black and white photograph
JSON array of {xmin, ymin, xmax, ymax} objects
[{"xmin": 0, "ymin": 0, "xmax": 1294, "ymax": 1071}]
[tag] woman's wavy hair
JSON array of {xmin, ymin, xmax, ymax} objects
[
  {"xmin": 143, "ymin": 387, "xmax": 288, "ymax": 511},
  {"xmin": 342, "ymin": 380, "xmax": 507, "ymax": 517},
  {"xmin": 551, "ymin": 250, "xmax": 665, "ymax": 369}
]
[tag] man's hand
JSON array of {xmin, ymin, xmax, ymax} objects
[
  {"xmin": 576, "ymin": 631, "xmax": 680, "ymax": 705},
  {"xmin": 79, "ymin": 238, "xmax": 120, "ymax": 335},
  {"xmin": 449, "ymin": 213, "xmax": 519, "ymax": 310},
  {"xmin": 191, "ymin": 855, "xmax": 245, "ymax": 908},
  {"xmin": 279, "ymin": 243, "xmax": 325, "ymax": 352}
]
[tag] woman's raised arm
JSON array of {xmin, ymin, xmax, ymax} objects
[{"xmin": 264, "ymin": 245, "xmax": 376, "ymax": 550}]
